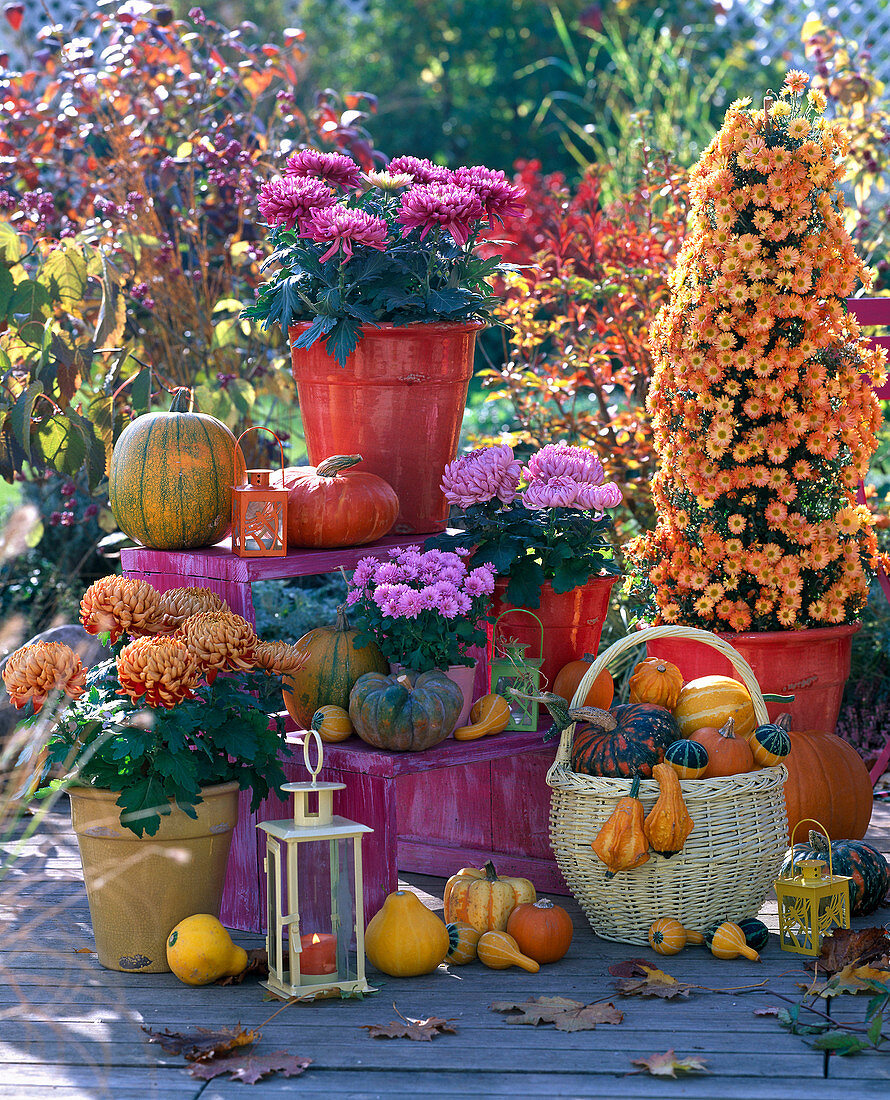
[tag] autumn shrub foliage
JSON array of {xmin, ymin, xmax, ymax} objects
[
  {"xmin": 479, "ymin": 150, "xmax": 688, "ymax": 530},
  {"xmin": 628, "ymin": 72, "xmax": 885, "ymax": 633}
]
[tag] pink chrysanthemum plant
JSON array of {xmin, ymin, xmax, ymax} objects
[
  {"xmin": 428, "ymin": 442, "xmax": 622, "ymax": 609},
  {"xmin": 345, "ymin": 547, "xmax": 497, "ymax": 673},
  {"xmin": 243, "ymin": 150, "xmax": 526, "ymax": 365}
]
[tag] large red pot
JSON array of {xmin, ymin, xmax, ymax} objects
[
  {"xmin": 647, "ymin": 623, "xmax": 859, "ymax": 733},
  {"xmin": 488, "ymin": 575, "xmax": 620, "ymax": 696},
  {"xmin": 290, "ymin": 321, "xmax": 483, "ymax": 536}
]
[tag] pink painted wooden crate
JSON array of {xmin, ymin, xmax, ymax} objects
[{"xmin": 121, "ymin": 539, "xmax": 566, "ymax": 932}]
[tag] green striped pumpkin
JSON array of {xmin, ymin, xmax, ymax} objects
[
  {"xmin": 737, "ymin": 917, "xmax": 770, "ymax": 952},
  {"xmin": 109, "ymin": 389, "xmax": 237, "ymax": 550},
  {"xmin": 750, "ymin": 716, "xmax": 792, "ymax": 767},
  {"xmin": 664, "ymin": 739, "xmax": 709, "ymax": 780}
]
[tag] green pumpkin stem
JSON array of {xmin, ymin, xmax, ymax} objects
[
  {"xmin": 317, "ymin": 454, "xmax": 363, "ymax": 477},
  {"xmin": 718, "ymin": 717, "xmax": 736, "ymax": 739},
  {"xmin": 484, "ymin": 860, "xmax": 500, "ymax": 883},
  {"xmin": 335, "ymin": 605, "xmax": 351, "ymax": 633},
  {"xmin": 629, "ymin": 776, "xmax": 642, "ymax": 799},
  {"xmin": 169, "ymin": 387, "xmax": 194, "ymax": 413}
]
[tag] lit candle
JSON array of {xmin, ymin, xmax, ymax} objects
[{"xmin": 299, "ymin": 932, "xmax": 337, "ymax": 975}]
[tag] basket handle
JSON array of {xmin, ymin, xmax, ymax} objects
[{"xmin": 550, "ymin": 625, "xmax": 772, "ymax": 773}]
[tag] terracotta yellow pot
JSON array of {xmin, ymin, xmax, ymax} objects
[{"xmin": 69, "ymin": 781, "xmax": 239, "ymax": 973}]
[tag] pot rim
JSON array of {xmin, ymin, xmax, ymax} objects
[
  {"xmin": 643, "ymin": 622, "xmax": 861, "ymax": 643},
  {"xmin": 288, "ymin": 319, "xmax": 486, "ymax": 340},
  {"xmin": 66, "ymin": 779, "xmax": 240, "ymax": 802}
]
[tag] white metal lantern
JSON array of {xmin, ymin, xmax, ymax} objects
[{"xmin": 258, "ymin": 730, "xmax": 373, "ymax": 999}]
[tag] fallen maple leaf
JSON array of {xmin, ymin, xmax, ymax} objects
[
  {"xmin": 608, "ymin": 958, "xmax": 651, "ymax": 978},
  {"xmin": 189, "ymin": 1050, "xmax": 311, "ymax": 1083},
  {"xmin": 490, "ymin": 996, "xmax": 623, "ymax": 1031},
  {"xmin": 809, "ymin": 962, "xmax": 890, "ymax": 999},
  {"xmin": 142, "ymin": 1024, "xmax": 259, "ymax": 1062},
  {"xmin": 217, "ymin": 948, "xmax": 269, "ymax": 985},
  {"xmin": 615, "ymin": 964, "xmax": 695, "ymax": 999},
  {"xmin": 631, "ymin": 1050, "xmax": 709, "ymax": 1077},
  {"xmin": 818, "ymin": 927, "xmax": 890, "ymax": 975},
  {"xmin": 363, "ymin": 1016, "xmax": 457, "ymax": 1041}
]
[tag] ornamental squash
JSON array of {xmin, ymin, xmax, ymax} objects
[
  {"xmin": 311, "ymin": 704, "xmax": 353, "ymax": 743},
  {"xmin": 552, "ymin": 656, "xmax": 614, "ymax": 709},
  {"xmin": 643, "ymin": 763, "xmax": 694, "ymax": 857},
  {"xmin": 783, "ymin": 726, "xmax": 872, "ymax": 842},
  {"xmin": 272, "ymin": 454, "xmax": 399, "ymax": 548},
  {"xmin": 477, "ymin": 931, "xmax": 540, "ymax": 972},
  {"xmin": 690, "ymin": 717, "xmax": 754, "ymax": 777},
  {"xmin": 664, "ymin": 739, "xmax": 709, "ymax": 780},
  {"xmin": 364, "ymin": 890, "xmax": 449, "ymax": 977},
  {"xmin": 673, "ymin": 675, "xmax": 756, "ymax": 741},
  {"xmin": 443, "ymin": 860, "xmax": 537, "ymax": 932},
  {"xmin": 628, "ymin": 657, "xmax": 683, "ymax": 710},
  {"xmin": 591, "ymin": 776, "xmax": 650, "ymax": 877},
  {"xmin": 282, "ymin": 606, "xmax": 387, "ymax": 728},
  {"xmin": 109, "ymin": 388, "xmax": 237, "ymax": 551},
  {"xmin": 453, "ymin": 693, "xmax": 511, "ymax": 741},
  {"xmin": 506, "ymin": 898, "xmax": 573, "ymax": 964},
  {"xmin": 349, "ymin": 669, "xmax": 463, "ymax": 751},
  {"xmin": 570, "ymin": 703, "xmax": 679, "ymax": 779},
  {"xmin": 445, "ymin": 921, "xmax": 481, "ymax": 965},
  {"xmin": 781, "ymin": 831, "xmax": 890, "ymax": 916},
  {"xmin": 705, "ymin": 921, "xmax": 760, "ymax": 961},
  {"xmin": 750, "ymin": 714, "xmax": 792, "ymax": 768},
  {"xmin": 166, "ymin": 914, "xmax": 248, "ymax": 985},
  {"xmin": 737, "ymin": 917, "xmax": 770, "ymax": 953},
  {"xmin": 647, "ymin": 918, "xmax": 703, "ymax": 956}
]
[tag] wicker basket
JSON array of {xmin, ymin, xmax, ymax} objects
[{"xmin": 547, "ymin": 625, "xmax": 788, "ymax": 944}]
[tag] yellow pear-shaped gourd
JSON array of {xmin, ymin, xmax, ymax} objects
[
  {"xmin": 364, "ymin": 890, "xmax": 449, "ymax": 977},
  {"xmin": 166, "ymin": 914, "xmax": 248, "ymax": 986},
  {"xmin": 591, "ymin": 776, "xmax": 650, "ymax": 877},
  {"xmin": 643, "ymin": 763, "xmax": 695, "ymax": 858},
  {"xmin": 705, "ymin": 921, "xmax": 761, "ymax": 961},
  {"xmin": 477, "ymin": 930, "xmax": 540, "ymax": 972}
]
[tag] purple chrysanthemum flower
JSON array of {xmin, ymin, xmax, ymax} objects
[
  {"xmin": 300, "ymin": 204, "xmax": 388, "ymax": 262},
  {"xmin": 257, "ymin": 175, "xmax": 335, "ymax": 230},
  {"xmin": 451, "ymin": 166, "xmax": 526, "ymax": 223},
  {"xmin": 345, "ymin": 587, "xmax": 362, "ymax": 606},
  {"xmin": 372, "ymin": 561, "xmax": 403, "ymax": 585},
  {"xmin": 522, "ymin": 475, "xmax": 582, "ymax": 510},
  {"xmin": 396, "ymin": 588, "xmax": 425, "ymax": 619},
  {"xmin": 387, "ymin": 155, "xmax": 452, "ymax": 184},
  {"xmin": 351, "ymin": 557, "xmax": 379, "ymax": 587},
  {"xmin": 525, "ymin": 442, "xmax": 604, "ymax": 485},
  {"xmin": 396, "ymin": 183, "xmax": 484, "ymax": 247},
  {"xmin": 285, "ymin": 149, "xmax": 363, "ymax": 190},
  {"xmin": 441, "ymin": 444, "xmax": 522, "ymax": 507},
  {"xmin": 574, "ymin": 482, "xmax": 623, "ymax": 512},
  {"xmin": 464, "ymin": 564, "xmax": 497, "ymax": 596}
]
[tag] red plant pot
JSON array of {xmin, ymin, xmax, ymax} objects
[
  {"xmin": 647, "ymin": 623, "xmax": 860, "ymax": 733},
  {"xmin": 290, "ymin": 321, "xmax": 482, "ymax": 536},
  {"xmin": 488, "ymin": 575, "xmax": 620, "ymax": 697}
]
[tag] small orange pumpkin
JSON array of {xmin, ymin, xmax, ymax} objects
[
  {"xmin": 689, "ymin": 717, "xmax": 754, "ymax": 778},
  {"xmin": 506, "ymin": 898, "xmax": 573, "ymax": 964},
  {"xmin": 628, "ymin": 657, "xmax": 683, "ymax": 710},
  {"xmin": 552, "ymin": 656, "xmax": 614, "ymax": 709}
]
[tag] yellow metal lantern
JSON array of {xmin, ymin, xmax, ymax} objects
[
  {"xmin": 489, "ymin": 610, "xmax": 544, "ymax": 732},
  {"xmin": 232, "ymin": 426, "xmax": 288, "ymax": 557},
  {"xmin": 775, "ymin": 819, "xmax": 851, "ymax": 956},
  {"xmin": 258, "ymin": 731, "xmax": 373, "ymax": 999}
]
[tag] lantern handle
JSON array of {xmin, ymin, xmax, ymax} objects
[
  {"xmin": 234, "ymin": 425, "xmax": 286, "ymax": 487},
  {"xmin": 492, "ymin": 608, "xmax": 544, "ymax": 661},
  {"xmin": 787, "ymin": 818, "xmax": 834, "ymax": 879},
  {"xmin": 303, "ymin": 728, "xmax": 324, "ymax": 786}
]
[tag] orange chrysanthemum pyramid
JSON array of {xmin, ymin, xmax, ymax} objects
[
  {"xmin": 80, "ymin": 576, "xmax": 165, "ymax": 642},
  {"xmin": 629, "ymin": 72, "xmax": 886, "ymax": 632},
  {"xmin": 2, "ymin": 641, "xmax": 88, "ymax": 711},
  {"xmin": 116, "ymin": 636, "xmax": 201, "ymax": 707}
]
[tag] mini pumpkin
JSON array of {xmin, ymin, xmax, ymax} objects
[
  {"xmin": 443, "ymin": 861, "xmax": 537, "ymax": 933},
  {"xmin": 749, "ymin": 714, "xmax": 792, "ymax": 768},
  {"xmin": 689, "ymin": 717, "xmax": 754, "ymax": 777},
  {"xmin": 647, "ymin": 918, "xmax": 703, "ymax": 956},
  {"xmin": 506, "ymin": 898, "xmax": 573, "ymax": 964},
  {"xmin": 349, "ymin": 669, "xmax": 464, "ymax": 751},
  {"xmin": 445, "ymin": 921, "xmax": 482, "ymax": 965},
  {"xmin": 311, "ymin": 704, "xmax": 353, "ymax": 743},
  {"xmin": 552, "ymin": 656, "xmax": 614, "ymax": 709},
  {"xmin": 628, "ymin": 657, "xmax": 683, "ymax": 710},
  {"xmin": 664, "ymin": 739, "xmax": 709, "ymax": 780}
]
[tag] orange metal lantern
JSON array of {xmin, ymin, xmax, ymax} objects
[{"xmin": 232, "ymin": 427, "xmax": 288, "ymax": 558}]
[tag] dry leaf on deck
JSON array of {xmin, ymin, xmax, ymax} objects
[
  {"xmin": 142, "ymin": 1024, "xmax": 259, "ymax": 1062},
  {"xmin": 809, "ymin": 962, "xmax": 890, "ymax": 998},
  {"xmin": 817, "ymin": 927, "xmax": 890, "ymax": 975},
  {"xmin": 631, "ymin": 1050, "xmax": 709, "ymax": 1077},
  {"xmin": 615, "ymin": 964, "xmax": 694, "ymax": 999},
  {"xmin": 490, "ymin": 995, "xmax": 623, "ymax": 1031},
  {"xmin": 363, "ymin": 1016, "xmax": 457, "ymax": 1040},
  {"xmin": 753, "ymin": 1006, "xmax": 781, "ymax": 1016},
  {"xmin": 189, "ymin": 1050, "xmax": 312, "ymax": 1083},
  {"xmin": 217, "ymin": 948, "xmax": 269, "ymax": 985},
  {"xmin": 608, "ymin": 958, "xmax": 651, "ymax": 978}
]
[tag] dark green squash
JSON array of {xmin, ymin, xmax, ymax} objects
[
  {"xmin": 664, "ymin": 739, "xmax": 709, "ymax": 780},
  {"xmin": 781, "ymin": 831, "xmax": 890, "ymax": 917},
  {"xmin": 109, "ymin": 388, "xmax": 237, "ymax": 550},
  {"xmin": 750, "ymin": 714, "xmax": 792, "ymax": 768},
  {"xmin": 570, "ymin": 703, "xmax": 680, "ymax": 779},
  {"xmin": 349, "ymin": 669, "xmax": 463, "ymax": 752},
  {"xmin": 737, "ymin": 917, "xmax": 770, "ymax": 953}
]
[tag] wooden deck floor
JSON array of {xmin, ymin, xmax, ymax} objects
[{"xmin": 1, "ymin": 800, "xmax": 888, "ymax": 1099}]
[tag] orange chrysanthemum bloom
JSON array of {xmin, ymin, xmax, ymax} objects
[
  {"xmin": 158, "ymin": 587, "xmax": 227, "ymax": 631},
  {"xmin": 253, "ymin": 640, "xmax": 309, "ymax": 675},
  {"xmin": 2, "ymin": 642, "xmax": 87, "ymax": 711},
  {"xmin": 80, "ymin": 576, "xmax": 165, "ymax": 643},
  {"xmin": 116, "ymin": 637, "xmax": 201, "ymax": 708},
  {"xmin": 178, "ymin": 611, "xmax": 258, "ymax": 681}
]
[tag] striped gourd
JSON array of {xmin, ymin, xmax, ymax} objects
[
  {"xmin": 664, "ymin": 739, "xmax": 709, "ymax": 780},
  {"xmin": 673, "ymin": 675, "xmax": 757, "ymax": 740},
  {"xmin": 750, "ymin": 715, "xmax": 792, "ymax": 767},
  {"xmin": 109, "ymin": 389, "xmax": 237, "ymax": 550}
]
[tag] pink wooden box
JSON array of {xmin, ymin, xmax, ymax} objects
[{"xmin": 121, "ymin": 539, "xmax": 566, "ymax": 932}]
